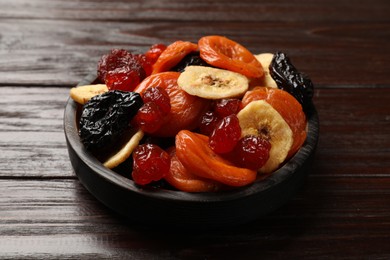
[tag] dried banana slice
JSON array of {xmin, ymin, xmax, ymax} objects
[
  {"xmin": 70, "ymin": 84, "xmax": 108, "ymax": 105},
  {"xmin": 236, "ymin": 100, "xmax": 293, "ymax": 174},
  {"xmin": 103, "ymin": 129, "xmax": 144, "ymax": 169},
  {"xmin": 177, "ymin": 66, "xmax": 249, "ymax": 99},
  {"xmin": 254, "ymin": 53, "xmax": 278, "ymax": 88}
]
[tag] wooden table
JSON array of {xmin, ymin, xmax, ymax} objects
[{"xmin": 1, "ymin": 0, "xmax": 390, "ymax": 259}]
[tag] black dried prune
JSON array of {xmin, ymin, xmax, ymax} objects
[
  {"xmin": 171, "ymin": 52, "xmax": 211, "ymax": 72},
  {"xmin": 269, "ymin": 52, "xmax": 314, "ymax": 110},
  {"xmin": 79, "ymin": 90, "xmax": 143, "ymax": 150}
]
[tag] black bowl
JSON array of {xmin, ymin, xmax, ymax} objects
[{"xmin": 64, "ymin": 73, "xmax": 319, "ymax": 229}]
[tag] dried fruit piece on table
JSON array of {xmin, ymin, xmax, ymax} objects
[
  {"xmin": 171, "ymin": 51, "xmax": 211, "ymax": 72},
  {"xmin": 242, "ymin": 87, "xmax": 307, "ymax": 158},
  {"xmin": 70, "ymin": 84, "xmax": 108, "ymax": 105},
  {"xmin": 142, "ymin": 86, "xmax": 171, "ymax": 114},
  {"xmin": 145, "ymin": 44, "xmax": 167, "ymax": 64},
  {"xmin": 254, "ymin": 53, "xmax": 278, "ymax": 88},
  {"xmin": 236, "ymin": 100, "xmax": 293, "ymax": 174},
  {"xmin": 213, "ymin": 98, "xmax": 242, "ymax": 118},
  {"xmin": 198, "ymin": 35, "xmax": 263, "ymax": 78},
  {"xmin": 209, "ymin": 114, "xmax": 241, "ymax": 154},
  {"xmin": 175, "ymin": 130, "xmax": 257, "ymax": 187},
  {"xmin": 132, "ymin": 144, "xmax": 170, "ymax": 185},
  {"xmin": 134, "ymin": 72, "xmax": 210, "ymax": 137},
  {"xmin": 152, "ymin": 41, "xmax": 198, "ymax": 74},
  {"xmin": 269, "ymin": 52, "xmax": 314, "ymax": 110},
  {"xmin": 79, "ymin": 90, "xmax": 143, "ymax": 151},
  {"xmin": 165, "ymin": 148, "xmax": 222, "ymax": 192},
  {"xmin": 97, "ymin": 49, "xmax": 146, "ymax": 92},
  {"xmin": 103, "ymin": 129, "xmax": 144, "ymax": 169},
  {"xmin": 198, "ymin": 110, "xmax": 220, "ymax": 136},
  {"xmin": 233, "ymin": 135, "xmax": 271, "ymax": 171},
  {"xmin": 133, "ymin": 102, "xmax": 165, "ymax": 134},
  {"xmin": 177, "ymin": 66, "xmax": 249, "ymax": 99},
  {"xmin": 133, "ymin": 86, "xmax": 171, "ymax": 134}
]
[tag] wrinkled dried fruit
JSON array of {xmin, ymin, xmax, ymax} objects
[
  {"xmin": 209, "ymin": 115, "xmax": 241, "ymax": 154},
  {"xmin": 171, "ymin": 52, "xmax": 210, "ymax": 72},
  {"xmin": 97, "ymin": 49, "xmax": 146, "ymax": 91},
  {"xmin": 79, "ymin": 90, "xmax": 143, "ymax": 150},
  {"xmin": 234, "ymin": 135, "xmax": 271, "ymax": 170},
  {"xmin": 132, "ymin": 144, "xmax": 170, "ymax": 185},
  {"xmin": 269, "ymin": 52, "xmax": 314, "ymax": 110}
]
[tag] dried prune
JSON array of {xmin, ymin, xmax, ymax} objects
[
  {"xmin": 269, "ymin": 52, "xmax": 314, "ymax": 110},
  {"xmin": 171, "ymin": 52, "xmax": 211, "ymax": 72},
  {"xmin": 79, "ymin": 90, "xmax": 143, "ymax": 150}
]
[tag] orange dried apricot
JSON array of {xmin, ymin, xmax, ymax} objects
[
  {"xmin": 175, "ymin": 130, "xmax": 257, "ymax": 187},
  {"xmin": 165, "ymin": 148, "xmax": 223, "ymax": 192},
  {"xmin": 198, "ymin": 35, "xmax": 263, "ymax": 78},
  {"xmin": 152, "ymin": 41, "xmax": 198, "ymax": 74},
  {"xmin": 134, "ymin": 72, "xmax": 210, "ymax": 137},
  {"xmin": 242, "ymin": 87, "xmax": 307, "ymax": 158}
]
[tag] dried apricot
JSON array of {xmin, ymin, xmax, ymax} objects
[
  {"xmin": 198, "ymin": 35, "xmax": 263, "ymax": 78},
  {"xmin": 152, "ymin": 41, "xmax": 198, "ymax": 74},
  {"xmin": 242, "ymin": 87, "xmax": 307, "ymax": 158},
  {"xmin": 175, "ymin": 130, "xmax": 257, "ymax": 187},
  {"xmin": 165, "ymin": 148, "xmax": 222, "ymax": 192},
  {"xmin": 134, "ymin": 72, "xmax": 210, "ymax": 137}
]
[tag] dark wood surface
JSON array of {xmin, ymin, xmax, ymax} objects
[{"xmin": 1, "ymin": 0, "xmax": 390, "ymax": 259}]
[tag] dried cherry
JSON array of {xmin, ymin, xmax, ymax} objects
[
  {"xmin": 209, "ymin": 115, "xmax": 241, "ymax": 154},
  {"xmin": 97, "ymin": 49, "xmax": 146, "ymax": 91},
  {"xmin": 79, "ymin": 90, "xmax": 143, "ymax": 150},
  {"xmin": 269, "ymin": 52, "xmax": 314, "ymax": 110},
  {"xmin": 132, "ymin": 144, "xmax": 170, "ymax": 185},
  {"xmin": 234, "ymin": 135, "xmax": 271, "ymax": 170}
]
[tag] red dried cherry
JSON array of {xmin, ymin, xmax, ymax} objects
[
  {"xmin": 97, "ymin": 49, "xmax": 146, "ymax": 92},
  {"xmin": 145, "ymin": 44, "xmax": 167, "ymax": 64},
  {"xmin": 209, "ymin": 115, "xmax": 241, "ymax": 154},
  {"xmin": 132, "ymin": 144, "xmax": 170, "ymax": 185},
  {"xmin": 142, "ymin": 87, "xmax": 171, "ymax": 115},
  {"xmin": 133, "ymin": 102, "xmax": 165, "ymax": 134},
  {"xmin": 235, "ymin": 135, "xmax": 271, "ymax": 170},
  {"xmin": 214, "ymin": 98, "xmax": 242, "ymax": 118},
  {"xmin": 198, "ymin": 111, "xmax": 220, "ymax": 136}
]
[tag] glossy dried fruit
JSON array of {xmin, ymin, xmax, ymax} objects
[
  {"xmin": 234, "ymin": 135, "xmax": 271, "ymax": 170},
  {"xmin": 198, "ymin": 110, "xmax": 220, "ymax": 136},
  {"xmin": 135, "ymin": 72, "xmax": 210, "ymax": 137},
  {"xmin": 175, "ymin": 130, "xmax": 257, "ymax": 187},
  {"xmin": 214, "ymin": 98, "xmax": 242, "ymax": 118},
  {"xmin": 241, "ymin": 87, "xmax": 307, "ymax": 158},
  {"xmin": 198, "ymin": 35, "xmax": 263, "ymax": 78},
  {"xmin": 133, "ymin": 102, "xmax": 165, "ymax": 134},
  {"xmin": 97, "ymin": 49, "xmax": 146, "ymax": 91},
  {"xmin": 79, "ymin": 90, "xmax": 143, "ymax": 150},
  {"xmin": 165, "ymin": 148, "xmax": 222, "ymax": 192},
  {"xmin": 152, "ymin": 41, "xmax": 198, "ymax": 74},
  {"xmin": 269, "ymin": 52, "xmax": 314, "ymax": 110},
  {"xmin": 171, "ymin": 52, "xmax": 210, "ymax": 72},
  {"xmin": 132, "ymin": 144, "xmax": 170, "ymax": 185},
  {"xmin": 142, "ymin": 86, "xmax": 171, "ymax": 115},
  {"xmin": 209, "ymin": 115, "xmax": 241, "ymax": 154}
]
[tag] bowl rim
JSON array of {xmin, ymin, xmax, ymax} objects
[{"xmin": 64, "ymin": 72, "xmax": 319, "ymax": 204}]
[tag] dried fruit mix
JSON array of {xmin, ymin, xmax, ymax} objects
[{"xmin": 70, "ymin": 35, "xmax": 314, "ymax": 192}]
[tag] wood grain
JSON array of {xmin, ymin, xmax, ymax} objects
[
  {"xmin": 0, "ymin": 0, "xmax": 389, "ymax": 86},
  {"xmin": 1, "ymin": 0, "xmax": 390, "ymax": 258}
]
